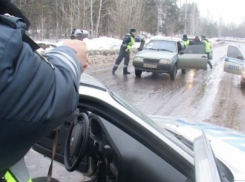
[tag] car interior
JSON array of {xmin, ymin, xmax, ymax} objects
[{"xmin": 33, "ymin": 106, "xmax": 192, "ymax": 182}]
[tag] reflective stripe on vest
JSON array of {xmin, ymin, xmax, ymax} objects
[
  {"xmin": 203, "ymin": 40, "xmax": 211, "ymax": 53},
  {"xmin": 4, "ymin": 171, "xmax": 32, "ymax": 182},
  {"xmin": 183, "ymin": 40, "xmax": 190, "ymax": 47},
  {"xmin": 127, "ymin": 34, "xmax": 135, "ymax": 50},
  {"xmin": 4, "ymin": 171, "xmax": 17, "ymax": 182},
  {"xmin": 4, "ymin": 158, "xmax": 32, "ymax": 182}
]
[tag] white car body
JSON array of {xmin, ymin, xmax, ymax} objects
[
  {"xmin": 150, "ymin": 115, "xmax": 245, "ymax": 181},
  {"xmin": 223, "ymin": 45, "xmax": 245, "ymax": 87}
]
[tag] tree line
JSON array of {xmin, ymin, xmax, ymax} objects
[{"xmin": 13, "ymin": 0, "xmax": 245, "ymax": 40}]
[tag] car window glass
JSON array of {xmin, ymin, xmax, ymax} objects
[
  {"xmin": 227, "ymin": 46, "xmax": 244, "ymax": 60},
  {"xmin": 110, "ymin": 91, "xmax": 154, "ymax": 125},
  {"xmin": 183, "ymin": 44, "xmax": 206, "ymax": 54},
  {"xmin": 145, "ymin": 40, "xmax": 177, "ymax": 52}
]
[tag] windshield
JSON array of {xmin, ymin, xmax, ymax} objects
[
  {"xmin": 109, "ymin": 90, "xmax": 194, "ymax": 156},
  {"xmin": 110, "ymin": 91, "xmax": 154, "ymax": 125},
  {"xmin": 145, "ymin": 40, "xmax": 176, "ymax": 53}
]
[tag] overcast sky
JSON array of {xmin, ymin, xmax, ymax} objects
[{"xmin": 180, "ymin": 0, "xmax": 245, "ymax": 25}]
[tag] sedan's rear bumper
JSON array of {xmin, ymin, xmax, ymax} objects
[{"xmin": 133, "ymin": 62, "xmax": 171, "ymax": 73}]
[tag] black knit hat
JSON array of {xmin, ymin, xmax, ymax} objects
[
  {"xmin": 0, "ymin": 0, "xmax": 30, "ymax": 29},
  {"xmin": 183, "ymin": 34, "xmax": 187, "ymax": 39},
  {"xmin": 130, "ymin": 28, "xmax": 136, "ymax": 33}
]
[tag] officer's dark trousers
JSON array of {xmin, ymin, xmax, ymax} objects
[
  {"xmin": 207, "ymin": 52, "xmax": 213, "ymax": 69},
  {"xmin": 113, "ymin": 47, "xmax": 130, "ymax": 72}
]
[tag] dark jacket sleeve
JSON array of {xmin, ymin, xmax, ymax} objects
[
  {"xmin": 0, "ymin": 17, "xmax": 81, "ymax": 122},
  {"xmin": 135, "ymin": 37, "xmax": 144, "ymax": 42},
  {"xmin": 122, "ymin": 34, "xmax": 131, "ymax": 49},
  {"xmin": 0, "ymin": 16, "xmax": 82, "ymax": 170}
]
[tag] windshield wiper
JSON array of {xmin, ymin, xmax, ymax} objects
[
  {"xmin": 157, "ymin": 49, "xmax": 173, "ymax": 52},
  {"xmin": 146, "ymin": 48, "xmax": 158, "ymax": 50},
  {"xmin": 166, "ymin": 129, "xmax": 193, "ymax": 150}
]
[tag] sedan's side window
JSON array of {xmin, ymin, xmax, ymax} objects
[{"xmin": 227, "ymin": 45, "xmax": 244, "ymax": 61}]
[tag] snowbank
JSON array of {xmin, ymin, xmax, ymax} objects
[
  {"xmin": 36, "ymin": 36, "xmax": 223, "ymax": 54},
  {"xmin": 83, "ymin": 37, "xmax": 121, "ymax": 50}
]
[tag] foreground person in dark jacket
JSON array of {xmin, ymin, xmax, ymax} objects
[{"xmin": 0, "ymin": 1, "xmax": 89, "ymax": 181}]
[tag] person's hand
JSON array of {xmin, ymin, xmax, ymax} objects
[
  {"xmin": 125, "ymin": 49, "xmax": 128, "ymax": 52},
  {"xmin": 62, "ymin": 39, "xmax": 89, "ymax": 70}
]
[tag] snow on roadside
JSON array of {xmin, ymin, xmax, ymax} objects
[
  {"xmin": 36, "ymin": 36, "xmax": 221, "ymax": 53},
  {"xmin": 83, "ymin": 37, "xmax": 121, "ymax": 50}
]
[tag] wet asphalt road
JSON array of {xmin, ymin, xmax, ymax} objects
[{"xmin": 88, "ymin": 42, "xmax": 245, "ymax": 132}]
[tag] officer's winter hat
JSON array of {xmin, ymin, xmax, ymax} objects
[
  {"xmin": 201, "ymin": 35, "xmax": 206, "ymax": 39},
  {"xmin": 130, "ymin": 28, "xmax": 136, "ymax": 33},
  {"xmin": 183, "ymin": 34, "xmax": 187, "ymax": 39},
  {"xmin": 0, "ymin": 0, "xmax": 30, "ymax": 29}
]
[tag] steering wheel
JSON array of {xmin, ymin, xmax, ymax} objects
[{"xmin": 64, "ymin": 112, "xmax": 90, "ymax": 171}]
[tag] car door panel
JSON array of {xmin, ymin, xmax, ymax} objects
[
  {"xmin": 224, "ymin": 57, "xmax": 244, "ymax": 75},
  {"xmin": 224, "ymin": 45, "xmax": 245, "ymax": 75},
  {"xmin": 178, "ymin": 43, "xmax": 208, "ymax": 70},
  {"xmin": 178, "ymin": 54, "xmax": 207, "ymax": 69}
]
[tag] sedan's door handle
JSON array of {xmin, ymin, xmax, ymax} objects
[{"xmin": 202, "ymin": 56, "xmax": 207, "ymax": 58}]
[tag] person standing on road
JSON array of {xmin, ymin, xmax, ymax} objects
[
  {"xmin": 112, "ymin": 28, "xmax": 144, "ymax": 75},
  {"xmin": 201, "ymin": 35, "xmax": 213, "ymax": 69},
  {"xmin": 182, "ymin": 34, "xmax": 190, "ymax": 47},
  {"xmin": 0, "ymin": 0, "xmax": 89, "ymax": 181}
]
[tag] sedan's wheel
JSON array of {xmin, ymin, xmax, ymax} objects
[
  {"xmin": 241, "ymin": 81, "xmax": 245, "ymax": 88},
  {"xmin": 170, "ymin": 64, "xmax": 177, "ymax": 80},
  {"xmin": 135, "ymin": 69, "xmax": 142, "ymax": 77},
  {"xmin": 181, "ymin": 69, "xmax": 186, "ymax": 74}
]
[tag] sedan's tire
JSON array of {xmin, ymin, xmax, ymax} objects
[
  {"xmin": 181, "ymin": 69, "xmax": 186, "ymax": 74},
  {"xmin": 170, "ymin": 64, "xmax": 177, "ymax": 80},
  {"xmin": 241, "ymin": 81, "xmax": 245, "ymax": 88},
  {"xmin": 135, "ymin": 69, "xmax": 142, "ymax": 77}
]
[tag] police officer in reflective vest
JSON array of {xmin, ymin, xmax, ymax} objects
[
  {"xmin": 201, "ymin": 35, "xmax": 213, "ymax": 69},
  {"xmin": 112, "ymin": 28, "xmax": 142, "ymax": 75},
  {"xmin": 182, "ymin": 34, "xmax": 190, "ymax": 47}
]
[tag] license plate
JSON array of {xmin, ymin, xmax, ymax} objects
[{"xmin": 143, "ymin": 64, "xmax": 157, "ymax": 68}]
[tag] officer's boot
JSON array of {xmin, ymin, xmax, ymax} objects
[
  {"xmin": 112, "ymin": 66, "xmax": 117, "ymax": 75},
  {"xmin": 123, "ymin": 68, "xmax": 130, "ymax": 75},
  {"xmin": 208, "ymin": 61, "xmax": 213, "ymax": 69}
]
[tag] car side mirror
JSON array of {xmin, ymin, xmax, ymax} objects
[
  {"xmin": 179, "ymin": 51, "xmax": 184, "ymax": 55},
  {"xmin": 237, "ymin": 56, "xmax": 244, "ymax": 60}
]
